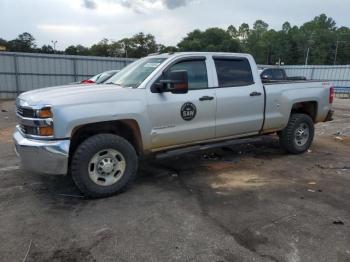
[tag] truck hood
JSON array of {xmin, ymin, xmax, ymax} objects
[{"xmin": 18, "ymin": 84, "xmax": 138, "ymax": 107}]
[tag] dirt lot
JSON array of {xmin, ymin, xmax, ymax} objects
[{"xmin": 0, "ymin": 99, "xmax": 349, "ymax": 262}]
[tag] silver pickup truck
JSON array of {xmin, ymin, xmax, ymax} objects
[{"xmin": 13, "ymin": 52, "xmax": 334, "ymax": 197}]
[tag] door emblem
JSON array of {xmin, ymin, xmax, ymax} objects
[{"xmin": 181, "ymin": 102, "xmax": 197, "ymax": 121}]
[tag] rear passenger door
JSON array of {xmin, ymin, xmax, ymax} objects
[{"xmin": 213, "ymin": 56, "xmax": 265, "ymax": 138}]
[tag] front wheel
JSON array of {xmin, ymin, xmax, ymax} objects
[
  {"xmin": 71, "ymin": 134, "xmax": 138, "ymax": 198},
  {"xmin": 279, "ymin": 113, "xmax": 314, "ymax": 154}
]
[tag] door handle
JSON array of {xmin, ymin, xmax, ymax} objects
[
  {"xmin": 199, "ymin": 96, "xmax": 214, "ymax": 101},
  {"xmin": 250, "ymin": 91, "xmax": 262, "ymax": 97}
]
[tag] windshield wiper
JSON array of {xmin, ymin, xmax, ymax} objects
[{"xmin": 104, "ymin": 82, "xmax": 122, "ymax": 86}]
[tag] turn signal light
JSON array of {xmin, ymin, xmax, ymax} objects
[
  {"xmin": 39, "ymin": 126, "xmax": 54, "ymax": 136},
  {"xmin": 37, "ymin": 108, "xmax": 53, "ymax": 118}
]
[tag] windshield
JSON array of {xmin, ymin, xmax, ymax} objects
[{"xmin": 106, "ymin": 57, "xmax": 167, "ymax": 88}]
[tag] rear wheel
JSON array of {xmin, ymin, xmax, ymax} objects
[
  {"xmin": 71, "ymin": 134, "xmax": 138, "ymax": 198},
  {"xmin": 279, "ymin": 113, "xmax": 314, "ymax": 154}
]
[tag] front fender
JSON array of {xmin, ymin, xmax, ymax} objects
[{"xmin": 52, "ymin": 100, "xmax": 152, "ymax": 150}]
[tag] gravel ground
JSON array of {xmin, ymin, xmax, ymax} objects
[{"xmin": 0, "ymin": 99, "xmax": 349, "ymax": 262}]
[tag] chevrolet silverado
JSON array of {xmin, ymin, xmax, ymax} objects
[{"xmin": 13, "ymin": 52, "xmax": 334, "ymax": 197}]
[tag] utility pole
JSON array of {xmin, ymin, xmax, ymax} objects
[
  {"xmin": 334, "ymin": 37, "xmax": 339, "ymax": 65},
  {"xmin": 120, "ymin": 42, "xmax": 127, "ymax": 58},
  {"xmin": 305, "ymin": 47, "xmax": 310, "ymax": 66},
  {"xmin": 333, "ymin": 33, "xmax": 350, "ymax": 65},
  {"xmin": 305, "ymin": 32, "xmax": 315, "ymax": 66},
  {"xmin": 51, "ymin": 40, "xmax": 58, "ymax": 54},
  {"xmin": 277, "ymin": 58, "xmax": 281, "ymax": 66}
]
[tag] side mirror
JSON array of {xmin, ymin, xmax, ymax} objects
[{"xmin": 156, "ymin": 70, "xmax": 188, "ymax": 94}]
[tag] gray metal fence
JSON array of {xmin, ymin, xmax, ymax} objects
[
  {"xmin": 283, "ymin": 65, "xmax": 350, "ymax": 92},
  {"xmin": 1, "ymin": 52, "xmax": 350, "ymax": 99},
  {"xmin": 259, "ymin": 64, "xmax": 350, "ymax": 98},
  {"xmin": 0, "ymin": 52, "xmax": 136, "ymax": 99}
]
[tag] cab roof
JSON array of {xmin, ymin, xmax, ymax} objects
[{"xmin": 148, "ymin": 52, "xmax": 252, "ymax": 59}]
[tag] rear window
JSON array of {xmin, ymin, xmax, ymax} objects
[{"xmin": 214, "ymin": 57, "xmax": 254, "ymax": 87}]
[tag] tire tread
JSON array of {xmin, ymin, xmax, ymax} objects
[
  {"xmin": 71, "ymin": 134, "xmax": 138, "ymax": 198},
  {"xmin": 280, "ymin": 113, "xmax": 314, "ymax": 154}
]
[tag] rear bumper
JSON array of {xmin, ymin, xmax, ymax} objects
[
  {"xmin": 13, "ymin": 127, "xmax": 70, "ymax": 175},
  {"xmin": 324, "ymin": 110, "xmax": 334, "ymax": 122}
]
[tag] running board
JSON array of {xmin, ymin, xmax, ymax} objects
[{"xmin": 156, "ymin": 137, "xmax": 262, "ymax": 159}]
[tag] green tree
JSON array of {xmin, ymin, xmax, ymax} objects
[
  {"xmin": 238, "ymin": 23, "xmax": 250, "ymax": 40},
  {"xmin": 158, "ymin": 45, "xmax": 178, "ymax": 53},
  {"xmin": 65, "ymin": 45, "xmax": 90, "ymax": 55},
  {"xmin": 334, "ymin": 26, "xmax": 350, "ymax": 65},
  {"xmin": 300, "ymin": 14, "xmax": 337, "ymax": 64},
  {"xmin": 244, "ymin": 20, "xmax": 269, "ymax": 63},
  {"xmin": 40, "ymin": 45, "xmax": 54, "ymax": 54},
  {"xmin": 282, "ymin": 22, "xmax": 291, "ymax": 33},
  {"xmin": 178, "ymin": 28, "xmax": 240, "ymax": 52},
  {"xmin": 121, "ymin": 33, "xmax": 159, "ymax": 58},
  {"xmin": 7, "ymin": 32, "xmax": 36, "ymax": 52},
  {"xmin": 2, "ymin": 14, "xmax": 350, "ymax": 64},
  {"xmin": 90, "ymin": 38, "xmax": 110, "ymax": 57},
  {"xmin": 227, "ymin": 25, "xmax": 239, "ymax": 39}
]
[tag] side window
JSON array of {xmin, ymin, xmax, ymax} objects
[
  {"xmin": 214, "ymin": 58, "xmax": 254, "ymax": 87},
  {"xmin": 167, "ymin": 60, "xmax": 208, "ymax": 90},
  {"xmin": 272, "ymin": 69, "xmax": 284, "ymax": 80}
]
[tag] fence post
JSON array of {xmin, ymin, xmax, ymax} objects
[
  {"xmin": 310, "ymin": 67, "xmax": 315, "ymax": 80},
  {"xmin": 73, "ymin": 58, "xmax": 78, "ymax": 82},
  {"xmin": 13, "ymin": 54, "xmax": 20, "ymax": 96}
]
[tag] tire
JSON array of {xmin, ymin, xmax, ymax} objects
[
  {"xmin": 71, "ymin": 134, "xmax": 138, "ymax": 198},
  {"xmin": 279, "ymin": 113, "xmax": 314, "ymax": 154}
]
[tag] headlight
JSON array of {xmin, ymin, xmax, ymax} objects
[{"xmin": 16, "ymin": 103, "xmax": 54, "ymax": 138}]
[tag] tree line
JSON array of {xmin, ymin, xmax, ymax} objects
[{"xmin": 1, "ymin": 14, "xmax": 349, "ymax": 65}]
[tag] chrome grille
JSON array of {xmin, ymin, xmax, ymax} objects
[
  {"xmin": 19, "ymin": 124, "xmax": 37, "ymax": 135},
  {"xmin": 16, "ymin": 106, "xmax": 23, "ymax": 116},
  {"xmin": 16, "ymin": 100, "xmax": 53, "ymax": 138},
  {"xmin": 16, "ymin": 105, "xmax": 36, "ymax": 118},
  {"xmin": 19, "ymin": 124, "xmax": 26, "ymax": 134}
]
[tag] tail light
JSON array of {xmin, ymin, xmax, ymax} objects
[
  {"xmin": 329, "ymin": 86, "xmax": 334, "ymax": 104},
  {"xmin": 81, "ymin": 79, "xmax": 95, "ymax": 84}
]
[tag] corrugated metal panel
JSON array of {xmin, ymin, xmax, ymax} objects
[
  {"xmin": 0, "ymin": 51, "xmax": 136, "ymax": 98},
  {"xmin": 281, "ymin": 65, "xmax": 350, "ymax": 89},
  {"xmin": 0, "ymin": 74, "xmax": 16, "ymax": 93},
  {"xmin": 75, "ymin": 59, "xmax": 126, "ymax": 76},
  {"xmin": 259, "ymin": 64, "xmax": 350, "ymax": 91},
  {"xmin": 0, "ymin": 55, "xmax": 15, "ymax": 73}
]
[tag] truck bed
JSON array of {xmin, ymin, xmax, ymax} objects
[
  {"xmin": 262, "ymin": 80, "xmax": 332, "ymax": 132},
  {"xmin": 263, "ymin": 80, "xmax": 325, "ymax": 85}
]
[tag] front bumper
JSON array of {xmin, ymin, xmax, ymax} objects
[{"xmin": 13, "ymin": 127, "xmax": 70, "ymax": 175}]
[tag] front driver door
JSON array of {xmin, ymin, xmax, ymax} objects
[{"xmin": 147, "ymin": 57, "xmax": 216, "ymax": 150}]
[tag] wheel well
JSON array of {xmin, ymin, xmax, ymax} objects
[
  {"xmin": 291, "ymin": 101, "xmax": 317, "ymax": 122},
  {"xmin": 69, "ymin": 120, "xmax": 143, "ymax": 157}
]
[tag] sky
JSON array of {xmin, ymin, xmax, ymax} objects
[{"xmin": 1, "ymin": 0, "xmax": 350, "ymax": 50}]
